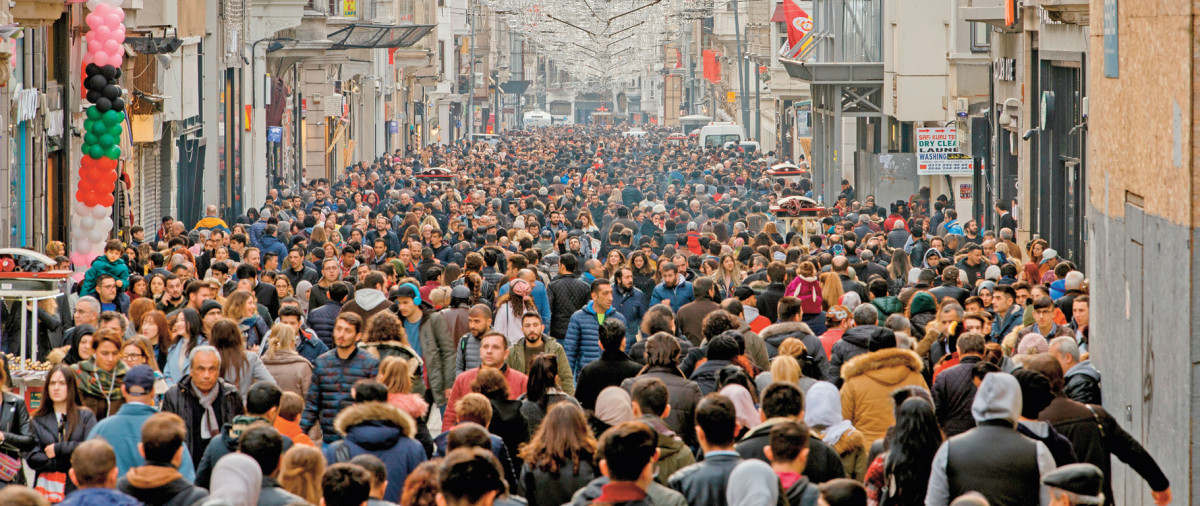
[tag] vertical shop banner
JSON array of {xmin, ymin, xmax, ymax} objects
[{"xmin": 1103, "ymin": 0, "xmax": 1118, "ymax": 78}]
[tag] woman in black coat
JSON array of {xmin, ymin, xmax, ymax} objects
[
  {"xmin": 27, "ymin": 365, "xmax": 97, "ymax": 498},
  {"xmin": 0, "ymin": 355, "xmax": 35, "ymax": 486}
]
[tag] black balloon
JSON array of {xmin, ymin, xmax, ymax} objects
[
  {"xmin": 111, "ymin": 98, "xmax": 125, "ymax": 112},
  {"xmin": 95, "ymin": 97, "xmax": 112, "ymax": 112},
  {"xmin": 86, "ymin": 90, "xmax": 101, "ymax": 103},
  {"xmin": 102, "ymin": 84, "xmax": 120, "ymax": 100},
  {"xmin": 113, "ymin": 68, "xmax": 122, "ymax": 79},
  {"xmin": 100, "ymin": 65, "xmax": 117, "ymax": 79},
  {"xmin": 85, "ymin": 63, "xmax": 99, "ymax": 76},
  {"xmin": 87, "ymin": 75, "xmax": 107, "ymax": 91}
]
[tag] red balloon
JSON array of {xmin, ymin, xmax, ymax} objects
[
  {"xmin": 99, "ymin": 194, "xmax": 114, "ymax": 207},
  {"xmin": 98, "ymin": 158, "xmax": 117, "ymax": 171}
]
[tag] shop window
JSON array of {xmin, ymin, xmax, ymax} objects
[{"xmin": 971, "ymin": 23, "xmax": 991, "ymax": 53}]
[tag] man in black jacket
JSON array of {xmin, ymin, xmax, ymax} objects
[
  {"xmin": 194, "ymin": 383, "xmax": 292, "ymax": 488},
  {"xmin": 928, "ymin": 266, "xmax": 970, "ymax": 306},
  {"xmin": 735, "ymin": 383, "xmax": 845, "ymax": 485},
  {"xmin": 547, "ymin": 253, "xmax": 591, "ymax": 340},
  {"xmin": 930, "ymin": 332, "xmax": 986, "ymax": 437},
  {"xmin": 575, "ymin": 319, "xmax": 642, "ymax": 410},
  {"xmin": 237, "ymin": 263, "xmax": 280, "ymax": 320},
  {"xmin": 160, "ymin": 345, "xmax": 245, "ymax": 466},
  {"xmin": 116, "ymin": 413, "xmax": 210, "ymax": 506},
  {"xmin": 765, "ymin": 420, "xmax": 820, "ymax": 506},
  {"xmin": 669, "ymin": 393, "xmax": 742, "ymax": 506},
  {"xmin": 756, "ymin": 261, "xmax": 789, "ymax": 323}
]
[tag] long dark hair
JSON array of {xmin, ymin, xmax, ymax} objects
[
  {"xmin": 168, "ymin": 307, "xmax": 203, "ymax": 356},
  {"xmin": 525, "ymin": 354, "xmax": 559, "ymax": 405},
  {"xmin": 884, "ymin": 397, "xmax": 943, "ymax": 503},
  {"xmin": 35, "ymin": 365, "xmax": 85, "ymax": 437},
  {"xmin": 210, "ymin": 319, "xmax": 248, "ymax": 385},
  {"xmin": 517, "ymin": 402, "xmax": 596, "ymax": 474}
]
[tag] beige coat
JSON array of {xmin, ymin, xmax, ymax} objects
[
  {"xmin": 839, "ymin": 348, "xmax": 927, "ymax": 443},
  {"xmin": 261, "ymin": 350, "xmax": 313, "ymax": 396}
]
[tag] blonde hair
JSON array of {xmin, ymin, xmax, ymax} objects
[
  {"xmin": 378, "ymin": 356, "xmax": 413, "ymax": 394},
  {"xmin": 266, "ymin": 323, "xmax": 298, "ymax": 357},
  {"xmin": 278, "ymin": 445, "xmax": 325, "ymax": 505},
  {"xmin": 776, "ymin": 337, "xmax": 808, "ymax": 359},
  {"xmin": 819, "ymin": 272, "xmax": 844, "ymax": 310},
  {"xmin": 222, "ymin": 290, "xmax": 256, "ymax": 322},
  {"xmin": 770, "ymin": 355, "xmax": 801, "ymax": 385}
]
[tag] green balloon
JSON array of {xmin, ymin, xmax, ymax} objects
[
  {"xmin": 92, "ymin": 122, "xmax": 108, "ymax": 136},
  {"xmin": 85, "ymin": 106, "xmax": 101, "ymax": 121},
  {"xmin": 102, "ymin": 110, "xmax": 124, "ymax": 125},
  {"xmin": 104, "ymin": 145, "xmax": 121, "ymax": 160},
  {"xmin": 109, "ymin": 123, "xmax": 123, "ymax": 136},
  {"xmin": 99, "ymin": 134, "xmax": 116, "ymax": 147},
  {"xmin": 83, "ymin": 132, "xmax": 98, "ymax": 146},
  {"xmin": 89, "ymin": 144, "xmax": 105, "ymax": 159},
  {"xmin": 83, "ymin": 119, "xmax": 95, "ymax": 132}
]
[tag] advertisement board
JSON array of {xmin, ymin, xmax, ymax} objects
[{"xmin": 916, "ymin": 127, "xmax": 974, "ymax": 176}]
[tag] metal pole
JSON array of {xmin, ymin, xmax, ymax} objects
[
  {"xmin": 754, "ymin": 59, "xmax": 761, "ymax": 141},
  {"xmin": 467, "ymin": 1, "xmax": 476, "ymax": 139},
  {"xmin": 494, "ymin": 72, "xmax": 501, "ymax": 134},
  {"xmin": 731, "ymin": 0, "xmax": 749, "ymax": 129}
]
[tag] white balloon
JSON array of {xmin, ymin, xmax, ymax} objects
[
  {"xmin": 100, "ymin": 0, "xmax": 123, "ymax": 8},
  {"xmin": 92, "ymin": 205, "xmax": 110, "ymax": 220},
  {"xmin": 80, "ymin": 215, "xmax": 96, "ymax": 230},
  {"xmin": 100, "ymin": 217, "xmax": 114, "ymax": 232},
  {"xmin": 91, "ymin": 241, "xmax": 107, "ymax": 254},
  {"xmin": 88, "ymin": 228, "xmax": 106, "ymax": 243},
  {"xmin": 74, "ymin": 201, "xmax": 91, "ymax": 216},
  {"xmin": 86, "ymin": 0, "xmax": 102, "ymax": 11}
]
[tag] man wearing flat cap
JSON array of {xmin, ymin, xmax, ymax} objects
[{"xmin": 1043, "ymin": 463, "xmax": 1105, "ymax": 506}]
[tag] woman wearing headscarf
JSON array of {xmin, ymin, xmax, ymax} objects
[
  {"xmin": 48, "ymin": 325, "xmax": 95, "ymax": 366},
  {"xmin": 208, "ymin": 453, "xmax": 262, "ymax": 506},
  {"xmin": 719, "ymin": 384, "xmax": 760, "ymax": 439},
  {"xmin": 70, "ymin": 328, "xmax": 127, "ymax": 420},
  {"xmin": 493, "ymin": 279, "xmax": 534, "ymax": 345},
  {"xmin": 725, "ymin": 459, "xmax": 785, "ymax": 506},
  {"xmin": 804, "ymin": 381, "xmax": 868, "ymax": 481},
  {"xmin": 588, "ymin": 386, "xmax": 633, "ymax": 437}
]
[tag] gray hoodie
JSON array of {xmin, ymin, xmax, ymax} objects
[
  {"xmin": 924, "ymin": 373, "xmax": 1057, "ymax": 506},
  {"xmin": 354, "ymin": 288, "xmax": 388, "ymax": 311}
]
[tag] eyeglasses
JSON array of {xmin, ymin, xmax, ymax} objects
[{"xmin": 123, "ymin": 353, "xmax": 145, "ymax": 361}]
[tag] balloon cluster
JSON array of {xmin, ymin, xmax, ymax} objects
[{"xmin": 71, "ymin": 0, "xmax": 126, "ymax": 268}]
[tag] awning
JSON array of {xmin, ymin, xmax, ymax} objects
[
  {"xmin": 327, "ymin": 23, "xmax": 435, "ymax": 50},
  {"xmin": 770, "ymin": 3, "xmax": 787, "ymax": 22}
]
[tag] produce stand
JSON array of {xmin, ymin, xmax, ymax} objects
[{"xmin": 0, "ymin": 249, "xmax": 69, "ymax": 411}]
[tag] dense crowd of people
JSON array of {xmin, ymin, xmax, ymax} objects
[{"xmin": 0, "ymin": 125, "xmax": 1174, "ymax": 506}]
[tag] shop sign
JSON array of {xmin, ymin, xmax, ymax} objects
[
  {"xmin": 993, "ymin": 58, "xmax": 1016, "ymax": 82},
  {"xmin": 267, "ymin": 126, "xmax": 282, "ymax": 142},
  {"xmin": 916, "ymin": 127, "xmax": 974, "ymax": 176}
]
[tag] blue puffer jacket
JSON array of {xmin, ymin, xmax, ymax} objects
[
  {"xmin": 612, "ymin": 285, "xmax": 647, "ymax": 346},
  {"xmin": 323, "ymin": 401, "xmax": 426, "ymax": 502},
  {"xmin": 302, "ymin": 348, "xmax": 380, "ymax": 443},
  {"xmin": 249, "ymin": 219, "xmax": 269, "ymax": 248},
  {"xmin": 308, "ymin": 301, "xmax": 342, "ymax": 348},
  {"xmin": 563, "ymin": 302, "xmax": 626, "ymax": 375},
  {"xmin": 650, "ymin": 280, "xmax": 694, "ymax": 309}
]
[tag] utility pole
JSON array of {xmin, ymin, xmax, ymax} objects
[
  {"xmin": 466, "ymin": 0, "xmax": 476, "ymax": 139},
  {"xmin": 754, "ymin": 58, "xmax": 761, "ymax": 141},
  {"xmin": 731, "ymin": 0, "xmax": 750, "ymax": 129}
]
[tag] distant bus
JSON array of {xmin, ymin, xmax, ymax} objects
[{"xmin": 524, "ymin": 110, "xmax": 552, "ymax": 128}]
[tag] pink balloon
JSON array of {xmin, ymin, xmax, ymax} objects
[
  {"xmin": 92, "ymin": 51, "xmax": 110, "ymax": 67},
  {"xmin": 104, "ymin": 39, "xmax": 119, "ymax": 54},
  {"xmin": 109, "ymin": 53, "xmax": 123, "ymax": 66},
  {"xmin": 86, "ymin": 12, "xmax": 101, "ymax": 29}
]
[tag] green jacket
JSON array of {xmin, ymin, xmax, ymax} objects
[
  {"xmin": 871, "ymin": 296, "xmax": 904, "ymax": 317},
  {"xmin": 638, "ymin": 415, "xmax": 696, "ymax": 485},
  {"xmin": 505, "ymin": 335, "xmax": 575, "ymax": 396}
]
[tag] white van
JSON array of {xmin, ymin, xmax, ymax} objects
[{"xmin": 699, "ymin": 122, "xmax": 746, "ymax": 148}]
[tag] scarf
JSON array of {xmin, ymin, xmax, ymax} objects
[
  {"xmin": 190, "ymin": 379, "xmax": 221, "ymax": 439},
  {"xmin": 74, "ymin": 359, "xmax": 127, "ymax": 401}
]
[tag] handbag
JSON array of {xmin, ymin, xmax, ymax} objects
[
  {"xmin": 34, "ymin": 472, "xmax": 67, "ymax": 503},
  {"xmin": 0, "ymin": 451, "xmax": 20, "ymax": 482}
]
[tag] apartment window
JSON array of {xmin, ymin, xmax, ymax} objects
[{"xmin": 970, "ymin": 23, "xmax": 991, "ymax": 53}]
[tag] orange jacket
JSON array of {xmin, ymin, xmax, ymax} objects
[{"xmin": 274, "ymin": 416, "xmax": 315, "ymax": 447}]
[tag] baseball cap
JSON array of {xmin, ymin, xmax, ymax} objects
[
  {"xmin": 733, "ymin": 286, "xmax": 756, "ymax": 300},
  {"xmin": 125, "ymin": 365, "xmax": 156, "ymax": 396},
  {"xmin": 450, "ymin": 285, "xmax": 471, "ymax": 299}
]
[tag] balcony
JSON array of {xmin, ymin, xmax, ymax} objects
[
  {"xmin": 1035, "ymin": 0, "xmax": 1088, "ymax": 25},
  {"xmin": 12, "ymin": 0, "xmax": 65, "ymax": 28},
  {"xmin": 779, "ymin": 0, "xmax": 883, "ymax": 85},
  {"xmin": 960, "ymin": 0, "xmax": 1006, "ymax": 27}
]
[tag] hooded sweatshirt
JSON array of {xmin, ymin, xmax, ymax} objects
[
  {"xmin": 117, "ymin": 463, "xmax": 209, "ymax": 506},
  {"xmin": 924, "ymin": 373, "xmax": 1057, "ymax": 506}
]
